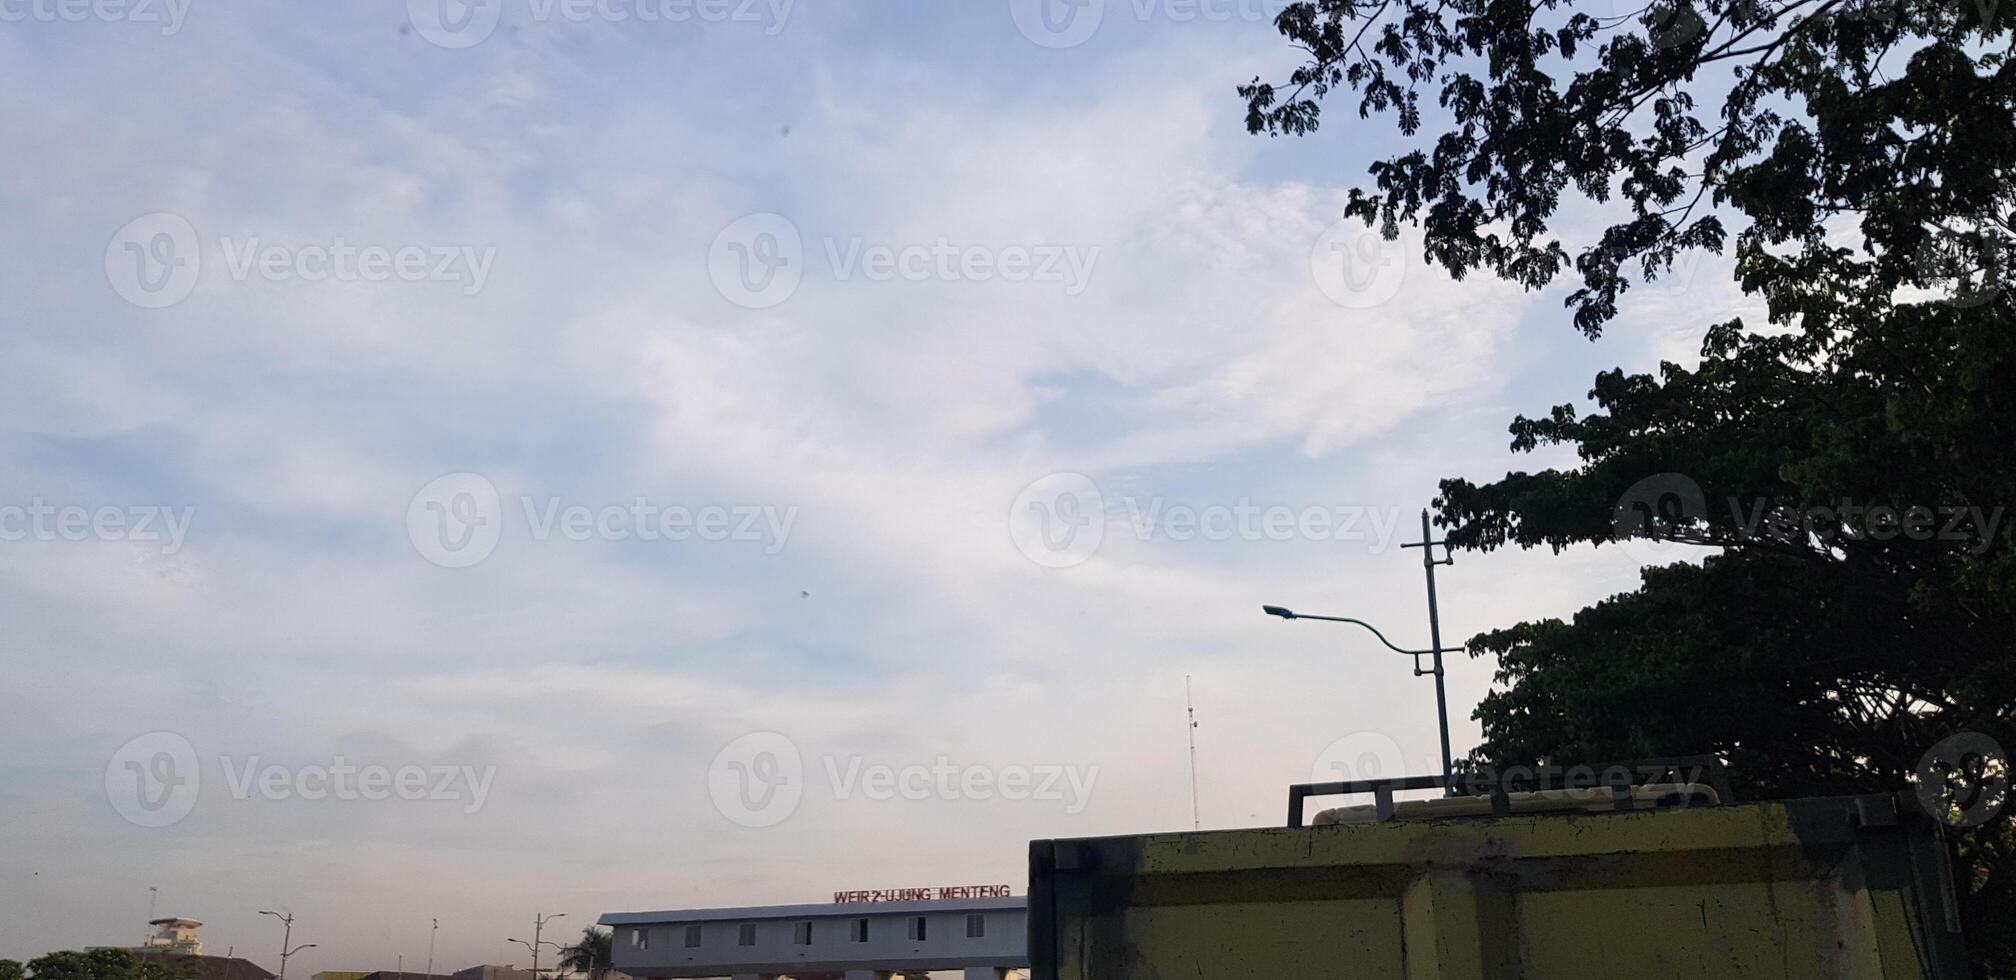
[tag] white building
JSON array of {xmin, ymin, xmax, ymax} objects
[
  {"xmin": 143, "ymin": 918, "xmax": 204, "ymax": 956},
  {"xmin": 599, "ymin": 898, "xmax": 1025, "ymax": 980}
]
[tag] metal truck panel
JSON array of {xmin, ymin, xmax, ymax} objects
[{"xmin": 1029, "ymin": 795, "xmax": 1969, "ymax": 979}]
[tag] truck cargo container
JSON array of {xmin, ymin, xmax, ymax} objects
[{"xmin": 1030, "ymin": 788, "xmax": 1969, "ymax": 979}]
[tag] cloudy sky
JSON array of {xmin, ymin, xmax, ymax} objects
[{"xmin": 0, "ymin": 0, "xmax": 1753, "ymax": 972}]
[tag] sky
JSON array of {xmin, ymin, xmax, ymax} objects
[{"xmin": 0, "ymin": 0, "xmax": 1757, "ymax": 972}]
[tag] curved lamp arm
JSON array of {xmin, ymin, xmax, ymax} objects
[{"xmin": 1260, "ymin": 605, "xmax": 1463, "ymax": 675}]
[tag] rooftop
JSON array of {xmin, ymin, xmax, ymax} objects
[{"xmin": 600, "ymin": 896, "xmax": 1025, "ymax": 924}]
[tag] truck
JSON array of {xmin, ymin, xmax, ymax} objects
[{"xmin": 1028, "ymin": 762, "xmax": 1971, "ymax": 979}]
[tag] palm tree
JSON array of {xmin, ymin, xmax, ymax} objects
[{"xmin": 557, "ymin": 928, "xmax": 612, "ymax": 980}]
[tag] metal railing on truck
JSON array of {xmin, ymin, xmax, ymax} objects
[{"xmin": 1286, "ymin": 754, "xmax": 1737, "ymax": 826}]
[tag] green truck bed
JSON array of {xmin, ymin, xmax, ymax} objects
[{"xmin": 1029, "ymin": 795, "xmax": 1969, "ymax": 979}]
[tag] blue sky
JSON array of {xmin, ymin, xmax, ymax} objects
[{"xmin": 0, "ymin": 0, "xmax": 1755, "ymax": 972}]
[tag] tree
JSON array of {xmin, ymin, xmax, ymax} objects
[
  {"xmin": 1246, "ymin": 0, "xmax": 2014, "ymax": 971},
  {"xmin": 1244, "ymin": 0, "xmax": 2012, "ymax": 338},
  {"xmin": 1, "ymin": 960, "xmax": 25, "ymax": 980},
  {"xmin": 556, "ymin": 927, "xmax": 612, "ymax": 980},
  {"xmin": 26, "ymin": 951, "xmax": 136, "ymax": 980}
]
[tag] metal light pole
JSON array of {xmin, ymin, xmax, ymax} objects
[
  {"xmin": 1403, "ymin": 508, "xmax": 1457, "ymax": 795},
  {"xmin": 1262, "ymin": 509, "xmax": 1463, "ymax": 794},
  {"xmin": 259, "ymin": 911, "xmax": 316, "ymax": 980},
  {"xmin": 426, "ymin": 918, "xmax": 438, "ymax": 979},
  {"xmin": 508, "ymin": 913, "xmax": 565, "ymax": 978}
]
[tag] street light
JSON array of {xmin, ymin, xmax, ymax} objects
[
  {"xmin": 1264, "ymin": 510, "xmax": 1464, "ymax": 795},
  {"xmin": 258, "ymin": 912, "xmax": 315, "ymax": 980},
  {"xmin": 508, "ymin": 913, "xmax": 566, "ymax": 978}
]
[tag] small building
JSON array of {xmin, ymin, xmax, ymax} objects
[
  {"xmin": 144, "ymin": 918, "xmax": 205, "ymax": 956},
  {"xmin": 600, "ymin": 898, "xmax": 1026, "ymax": 980},
  {"xmin": 97, "ymin": 916, "xmax": 276, "ymax": 980},
  {"xmin": 453, "ymin": 966, "xmax": 537, "ymax": 980}
]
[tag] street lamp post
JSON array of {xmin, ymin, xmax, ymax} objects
[
  {"xmin": 258, "ymin": 912, "xmax": 316, "ymax": 980},
  {"xmin": 507, "ymin": 913, "xmax": 566, "ymax": 978},
  {"xmin": 1263, "ymin": 510, "xmax": 1464, "ymax": 794}
]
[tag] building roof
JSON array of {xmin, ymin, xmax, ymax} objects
[
  {"xmin": 132, "ymin": 953, "xmax": 277, "ymax": 980},
  {"xmin": 599, "ymin": 896, "xmax": 1025, "ymax": 925}
]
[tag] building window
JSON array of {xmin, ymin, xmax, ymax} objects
[
  {"xmin": 738, "ymin": 924, "xmax": 756, "ymax": 946},
  {"xmin": 793, "ymin": 921, "xmax": 813, "ymax": 946},
  {"xmin": 683, "ymin": 925, "xmax": 702, "ymax": 949},
  {"xmin": 629, "ymin": 928, "xmax": 649, "ymax": 950},
  {"xmin": 966, "ymin": 914, "xmax": 985, "ymax": 939},
  {"xmin": 850, "ymin": 918, "xmax": 869, "ymax": 943},
  {"xmin": 907, "ymin": 916, "xmax": 927, "ymax": 942}
]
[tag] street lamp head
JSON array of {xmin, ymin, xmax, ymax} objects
[{"xmin": 1261, "ymin": 605, "xmax": 1296, "ymax": 619}]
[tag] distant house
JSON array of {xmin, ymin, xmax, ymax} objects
[
  {"xmin": 133, "ymin": 952, "xmax": 278, "ymax": 980},
  {"xmin": 94, "ymin": 917, "xmax": 277, "ymax": 980}
]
